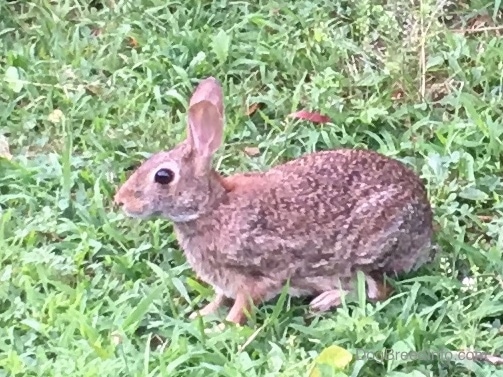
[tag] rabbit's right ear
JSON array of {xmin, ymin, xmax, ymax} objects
[{"xmin": 186, "ymin": 77, "xmax": 224, "ymax": 162}]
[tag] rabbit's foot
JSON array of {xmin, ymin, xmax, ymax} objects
[
  {"xmin": 365, "ymin": 275, "xmax": 394, "ymax": 302},
  {"xmin": 309, "ymin": 275, "xmax": 392, "ymax": 313},
  {"xmin": 201, "ymin": 293, "xmax": 254, "ymax": 334},
  {"xmin": 189, "ymin": 292, "xmax": 225, "ymax": 320},
  {"xmin": 309, "ymin": 289, "xmax": 348, "ymax": 312},
  {"xmin": 225, "ymin": 292, "xmax": 253, "ymax": 325},
  {"xmin": 224, "ymin": 287, "xmax": 269, "ymax": 325}
]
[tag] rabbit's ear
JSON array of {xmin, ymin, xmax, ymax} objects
[
  {"xmin": 189, "ymin": 77, "xmax": 224, "ymax": 114},
  {"xmin": 186, "ymin": 77, "xmax": 224, "ymax": 159}
]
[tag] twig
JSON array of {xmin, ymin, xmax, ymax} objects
[
  {"xmin": 419, "ymin": 1, "xmax": 426, "ymax": 99},
  {"xmin": 452, "ymin": 25, "xmax": 503, "ymax": 34}
]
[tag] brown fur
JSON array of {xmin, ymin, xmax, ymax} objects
[{"xmin": 114, "ymin": 77, "xmax": 435, "ymax": 325}]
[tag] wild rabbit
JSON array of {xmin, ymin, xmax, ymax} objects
[{"xmin": 114, "ymin": 76, "xmax": 434, "ymax": 326}]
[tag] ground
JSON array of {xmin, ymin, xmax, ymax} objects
[{"xmin": 1, "ymin": 0, "xmax": 503, "ymax": 376}]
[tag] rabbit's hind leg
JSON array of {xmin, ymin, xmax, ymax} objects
[
  {"xmin": 308, "ymin": 274, "xmax": 390, "ymax": 312},
  {"xmin": 309, "ymin": 289, "xmax": 347, "ymax": 312},
  {"xmin": 365, "ymin": 273, "xmax": 394, "ymax": 302},
  {"xmin": 205, "ymin": 292, "xmax": 259, "ymax": 333}
]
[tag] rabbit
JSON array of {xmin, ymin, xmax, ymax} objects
[{"xmin": 114, "ymin": 76, "xmax": 435, "ymax": 326}]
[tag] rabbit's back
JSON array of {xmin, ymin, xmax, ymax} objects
[{"xmin": 174, "ymin": 148, "xmax": 433, "ymax": 298}]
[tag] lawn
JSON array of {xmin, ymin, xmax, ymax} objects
[{"xmin": 1, "ymin": 0, "xmax": 503, "ymax": 376}]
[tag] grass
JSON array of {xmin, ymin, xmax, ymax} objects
[{"xmin": 1, "ymin": 0, "xmax": 503, "ymax": 376}]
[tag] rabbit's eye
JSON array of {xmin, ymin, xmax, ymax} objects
[{"xmin": 154, "ymin": 168, "xmax": 174, "ymax": 185}]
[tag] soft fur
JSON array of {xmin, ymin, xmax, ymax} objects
[{"xmin": 114, "ymin": 77, "xmax": 435, "ymax": 325}]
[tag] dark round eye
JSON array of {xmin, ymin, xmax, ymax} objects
[{"xmin": 154, "ymin": 168, "xmax": 174, "ymax": 185}]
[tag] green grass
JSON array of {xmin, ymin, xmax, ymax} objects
[{"xmin": 1, "ymin": 0, "xmax": 503, "ymax": 376}]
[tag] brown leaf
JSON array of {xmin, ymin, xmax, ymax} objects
[
  {"xmin": 85, "ymin": 84, "xmax": 103, "ymax": 96},
  {"xmin": 453, "ymin": 14, "xmax": 503, "ymax": 35},
  {"xmin": 391, "ymin": 82, "xmax": 405, "ymax": 101},
  {"xmin": 91, "ymin": 28, "xmax": 102, "ymax": 37},
  {"xmin": 39, "ymin": 231, "xmax": 63, "ymax": 242},
  {"xmin": 128, "ymin": 36, "xmax": 139, "ymax": 48},
  {"xmin": 245, "ymin": 102, "xmax": 260, "ymax": 116},
  {"xmin": 468, "ymin": 14, "xmax": 493, "ymax": 30},
  {"xmin": 244, "ymin": 146, "xmax": 260, "ymax": 157},
  {"xmin": 391, "ymin": 89, "xmax": 404, "ymax": 101},
  {"xmin": 149, "ymin": 333, "xmax": 168, "ymax": 350},
  {"xmin": 288, "ymin": 110, "xmax": 331, "ymax": 124}
]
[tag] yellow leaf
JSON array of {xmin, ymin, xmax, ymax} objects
[{"xmin": 309, "ymin": 345, "xmax": 353, "ymax": 377}]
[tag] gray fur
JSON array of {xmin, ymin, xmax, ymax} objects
[{"xmin": 114, "ymin": 77, "xmax": 435, "ymax": 325}]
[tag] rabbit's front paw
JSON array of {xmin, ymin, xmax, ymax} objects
[{"xmin": 189, "ymin": 292, "xmax": 226, "ymax": 320}]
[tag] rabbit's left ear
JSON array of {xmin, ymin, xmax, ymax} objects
[
  {"xmin": 187, "ymin": 100, "xmax": 223, "ymax": 159},
  {"xmin": 186, "ymin": 77, "xmax": 224, "ymax": 160}
]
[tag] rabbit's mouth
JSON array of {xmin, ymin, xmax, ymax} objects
[
  {"xmin": 119, "ymin": 204, "xmax": 200, "ymax": 223},
  {"xmin": 121, "ymin": 207, "xmax": 169, "ymax": 221},
  {"xmin": 120, "ymin": 208, "xmax": 152, "ymax": 219},
  {"xmin": 168, "ymin": 213, "xmax": 200, "ymax": 223}
]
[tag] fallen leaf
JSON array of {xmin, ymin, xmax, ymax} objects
[
  {"xmin": 468, "ymin": 14, "xmax": 492, "ymax": 30},
  {"xmin": 478, "ymin": 215, "xmax": 493, "ymax": 222},
  {"xmin": 426, "ymin": 77, "xmax": 458, "ymax": 102},
  {"xmin": 0, "ymin": 135, "xmax": 12, "ymax": 160},
  {"xmin": 244, "ymin": 146, "xmax": 260, "ymax": 157},
  {"xmin": 48, "ymin": 109, "xmax": 65, "ymax": 124},
  {"xmin": 245, "ymin": 102, "xmax": 260, "ymax": 116},
  {"xmin": 149, "ymin": 333, "xmax": 168, "ymax": 350},
  {"xmin": 391, "ymin": 83, "xmax": 405, "ymax": 101},
  {"xmin": 84, "ymin": 266, "xmax": 96, "ymax": 278},
  {"xmin": 39, "ymin": 231, "xmax": 63, "ymax": 242},
  {"xmin": 85, "ymin": 83, "xmax": 103, "ymax": 96},
  {"xmin": 452, "ymin": 14, "xmax": 503, "ymax": 36},
  {"xmin": 91, "ymin": 28, "xmax": 102, "ymax": 37},
  {"xmin": 391, "ymin": 90, "xmax": 404, "ymax": 101},
  {"xmin": 288, "ymin": 109, "xmax": 331, "ymax": 124},
  {"xmin": 309, "ymin": 345, "xmax": 353, "ymax": 377},
  {"xmin": 127, "ymin": 36, "xmax": 139, "ymax": 48}
]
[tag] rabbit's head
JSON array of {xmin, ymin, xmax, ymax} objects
[{"xmin": 114, "ymin": 77, "xmax": 226, "ymax": 222}]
